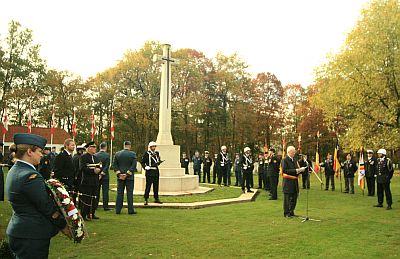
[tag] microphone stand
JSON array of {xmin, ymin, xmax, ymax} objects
[{"xmin": 300, "ymin": 160, "xmax": 321, "ymax": 223}]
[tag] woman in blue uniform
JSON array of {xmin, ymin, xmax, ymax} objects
[{"xmin": 6, "ymin": 133, "xmax": 70, "ymax": 259}]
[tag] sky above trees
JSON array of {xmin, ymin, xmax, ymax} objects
[{"xmin": 0, "ymin": 0, "xmax": 370, "ymax": 87}]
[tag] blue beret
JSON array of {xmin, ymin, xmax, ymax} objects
[{"xmin": 14, "ymin": 133, "xmax": 47, "ymax": 149}]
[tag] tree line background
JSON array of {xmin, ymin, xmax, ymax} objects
[{"xmin": 0, "ymin": 0, "xmax": 399, "ymax": 161}]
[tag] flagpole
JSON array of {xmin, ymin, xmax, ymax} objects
[{"xmin": 110, "ymin": 108, "xmax": 114, "ymax": 166}]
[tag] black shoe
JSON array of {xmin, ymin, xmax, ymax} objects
[
  {"xmin": 386, "ymin": 206, "xmax": 392, "ymax": 210},
  {"xmin": 350, "ymin": 191, "xmax": 354, "ymax": 194},
  {"xmin": 247, "ymin": 190, "xmax": 254, "ymax": 193},
  {"xmin": 325, "ymin": 189, "xmax": 328, "ymax": 191},
  {"xmin": 129, "ymin": 211, "xmax": 138, "ymax": 215},
  {"xmin": 344, "ymin": 191, "xmax": 349, "ymax": 193},
  {"xmin": 268, "ymin": 197, "xmax": 277, "ymax": 200},
  {"xmin": 373, "ymin": 204, "xmax": 383, "ymax": 207},
  {"xmin": 284, "ymin": 214, "xmax": 293, "ymax": 218},
  {"xmin": 154, "ymin": 199, "xmax": 163, "ymax": 204},
  {"xmin": 92, "ymin": 215, "xmax": 100, "ymax": 220},
  {"xmin": 144, "ymin": 200, "xmax": 148, "ymax": 205},
  {"xmin": 104, "ymin": 208, "xmax": 113, "ymax": 211}
]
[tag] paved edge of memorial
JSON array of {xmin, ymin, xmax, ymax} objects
[{"xmin": 100, "ymin": 188, "xmax": 259, "ymax": 209}]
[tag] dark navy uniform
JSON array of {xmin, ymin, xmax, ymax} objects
[
  {"xmin": 6, "ymin": 133, "xmax": 66, "ymax": 259},
  {"xmin": 321, "ymin": 158, "xmax": 335, "ymax": 191},
  {"xmin": 266, "ymin": 155, "xmax": 280, "ymax": 200},
  {"xmin": 113, "ymin": 148, "xmax": 137, "ymax": 214},
  {"xmin": 375, "ymin": 157, "xmax": 393, "ymax": 208},
  {"xmin": 79, "ymin": 152, "xmax": 101, "ymax": 219},
  {"xmin": 240, "ymin": 153, "xmax": 254, "ymax": 193},
  {"xmin": 202, "ymin": 155, "xmax": 213, "ymax": 183},
  {"xmin": 343, "ymin": 160, "xmax": 357, "ymax": 194},
  {"xmin": 257, "ymin": 156, "xmax": 265, "ymax": 189},
  {"xmin": 95, "ymin": 149, "xmax": 111, "ymax": 210},
  {"xmin": 192, "ymin": 155, "xmax": 202, "ymax": 182},
  {"xmin": 180, "ymin": 156, "xmax": 189, "ymax": 175},
  {"xmin": 365, "ymin": 156, "xmax": 377, "ymax": 196},
  {"xmin": 216, "ymin": 152, "xmax": 229, "ymax": 186},
  {"xmin": 282, "ymin": 155, "xmax": 301, "ymax": 217},
  {"xmin": 38, "ymin": 153, "xmax": 52, "ymax": 180},
  {"xmin": 142, "ymin": 150, "xmax": 162, "ymax": 202},
  {"xmin": 298, "ymin": 157, "xmax": 312, "ymax": 189}
]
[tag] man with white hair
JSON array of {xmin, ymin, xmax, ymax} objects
[
  {"xmin": 240, "ymin": 147, "xmax": 254, "ymax": 193},
  {"xmin": 281, "ymin": 145, "xmax": 306, "ymax": 218},
  {"xmin": 373, "ymin": 149, "xmax": 393, "ymax": 210},
  {"xmin": 216, "ymin": 145, "xmax": 229, "ymax": 186},
  {"xmin": 142, "ymin": 141, "xmax": 163, "ymax": 205}
]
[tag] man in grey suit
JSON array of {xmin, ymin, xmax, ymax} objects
[
  {"xmin": 95, "ymin": 142, "xmax": 111, "ymax": 211},
  {"xmin": 113, "ymin": 141, "xmax": 137, "ymax": 215}
]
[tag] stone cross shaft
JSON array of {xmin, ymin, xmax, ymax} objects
[{"xmin": 153, "ymin": 44, "xmax": 178, "ymax": 145}]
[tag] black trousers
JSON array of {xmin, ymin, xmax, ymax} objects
[
  {"xmin": 194, "ymin": 168, "xmax": 201, "ymax": 182},
  {"xmin": 144, "ymin": 170, "xmax": 160, "ymax": 200},
  {"xmin": 366, "ymin": 176, "xmax": 375, "ymax": 196},
  {"xmin": 283, "ymin": 192, "xmax": 298, "ymax": 216},
  {"xmin": 0, "ymin": 169, "xmax": 4, "ymax": 201},
  {"xmin": 218, "ymin": 166, "xmax": 228, "ymax": 185},
  {"xmin": 377, "ymin": 181, "xmax": 392, "ymax": 206},
  {"xmin": 9, "ymin": 236, "xmax": 50, "ymax": 259},
  {"xmin": 203, "ymin": 167, "xmax": 211, "ymax": 183},
  {"xmin": 264, "ymin": 173, "xmax": 271, "ymax": 191},
  {"xmin": 212, "ymin": 167, "xmax": 218, "ymax": 183},
  {"xmin": 302, "ymin": 172, "xmax": 310, "ymax": 189},
  {"xmin": 325, "ymin": 174, "xmax": 335, "ymax": 190},
  {"xmin": 80, "ymin": 184, "xmax": 98, "ymax": 218},
  {"xmin": 270, "ymin": 176, "xmax": 279, "ymax": 199},
  {"xmin": 242, "ymin": 170, "xmax": 252, "ymax": 191},
  {"xmin": 258, "ymin": 172, "xmax": 264, "ymax": 189}
]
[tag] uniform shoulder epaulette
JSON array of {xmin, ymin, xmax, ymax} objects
[{"xmin": 28, "ymin": 173, "xmax": 38, "ymax": 180}]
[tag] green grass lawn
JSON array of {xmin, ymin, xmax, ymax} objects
[{"xmin": 1, "ymin": 171, "xmax": 400, "ymax": 258}]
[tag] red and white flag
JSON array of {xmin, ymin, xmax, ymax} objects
[
  {"xmin": 51, "ymin": 107, "xmax": 55, "ymax": 136},
  {"xmin": 110, "ymin": 112, "xmax": 115, "ymax": 141},
  {"xmin": 91, "ymin": 110, "xmax": 96, "ymax": 141},
  {"xmin": 72, "ymin": 109, "xmax": 77, "ymax": 140},
  {"xmin": 2, "ymin": 108, "xmax": 8, "ymax": 136},
  {"xmin": 27, "ymin": 105, "xmax": 32, "ymax": 134}
]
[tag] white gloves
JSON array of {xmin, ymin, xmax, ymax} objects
[
  {"xmin": 296, "ymin": 167, "xmax": 306, "ymax": 173},
  {"xmin": 145, "ymin": 166, "xmax": 150, "ymax": 170}
]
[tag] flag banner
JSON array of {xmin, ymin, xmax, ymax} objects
[
  {"xmin": 72, "ymin": 109, "xmax": 77, "ymax": 139},
  {"xmin": 91, "ymin": 111, "xmax": 96, "ymax": 141},
  {"xmin": 27, "ymin": 106, "xmax": 32, "ymax": 134},
  {"xmin": 334, "ymin": 140, "xmax": 341, "ymax": 177},
  {"xmin": 358, "ymin": 147, "xmax": 365, "ymax": 189},
  {"xmin": 2, "ymin": 108, "xmax": 8, "ymax": 136},
  {"xmin": 110, "ymin": 112, "xmax": 115, "ymax": 141},
  {"xmin": 51, "ymin": 107, "xmax": 55, "ymax": 136}
]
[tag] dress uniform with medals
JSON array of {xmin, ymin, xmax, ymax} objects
[
  {"xmin": 95, "ymin": 142, "xmax": 111, "ymax": 211},
  {"xmin": 180, "ymin": 153, "xmax": 189, "ymax": 175},
  {"xmin": 265, "ymin": 148, "xmax": 280, "ymax": 200},
  {"xmin": 374, "ymin": 149, "xmax": 393, "ymax": 209},
  {"xmin": 365, "ymin": 150, "xmax": 377, "ymax": 196},
  {"xmin": 202, "ymin": 151, "xmax": 213, "ymax": 183},
  {"xmin": 342, "ymin": 154, "xmax": 357, "ymax": 194},
  {"xmin": 216, "ymin": 146, "xmax": 229, "ymax": 186},
  {"xmin": 240, "ymin": 147, "xmax": 254, "ymax": 193},
  {"xmin": 142, "ymin": 141, "xmax": 163, "ymax": 205},
  {"xmin": 38, "ymin": 147, "xmax": 52, "ymax": 180},
  {"xmin": 321, "ymin": 154, "xmax": 335, "ymax": 191},
  {"xmin": 113, "ymin": 141, "xmax": 137, "ymax": 214},
  {"xmin": 6, "ymin": 133, "xmax": 68, "ymax": 258},
  {"xmin": 79, "ymin": 141, "xmax": 101, "ymax": 220}
]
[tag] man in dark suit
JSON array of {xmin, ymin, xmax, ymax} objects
[
  {"xmin": 282, "ymin": 146, "xmax": 306, "ymax": 218},
  {"xmin": 6, "ymin": 133, "xmax": 70, "ymax": 258},
  {"xmin": 79, "ymin": 141, "xmax": 102, "ymax": 220},
  {"xmin": 142, "ymin": 141, "xmax": 163, "ymax": 205},
  {"xmin": 374, "ymin": 149, "xmax": 394, "ymax": 209},
  {"xmin": 343, "ymin": 153, "xmax": 358, "ymax": 194},
  {"xmin": 95, "ymin": 142, "xmax": 111, "ymax": 211},
  {"xmin": 53, "ymin": 139, "xmax": 76, "ymax": 191},
  {"xmin": 202, "ymin": 151, "xmax": 213, "ymax": 183},
  {"xmin": 321, "ymin": 153, "xmax": 335, "ymax": 191},
  {"xmin": 38, "ymin": 147, "xmax": 52, "ymax": 180},
  {"xmin": 73, "ymin": 143, "xmax": 86, "ymax": 206},
  {"xmin": 113, "ymin": 141, "xmax": 137, "ymax": 214},
  {"xmin": 181, "ymin": 152, "xmax": 189, "ymax": 175}
]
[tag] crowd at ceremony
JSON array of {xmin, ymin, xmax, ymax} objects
[{"xmin": 0, "ymin": 132, "xmax": 395, "ymax": 258}]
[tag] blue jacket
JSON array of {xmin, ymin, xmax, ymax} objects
[
  {"xmin": 113, "ymin": 149, "xmax": 137, "ymax": 180},
  {"xmin": 6, "ymin": 161, "xmax": 66, "ymax": 239},
  {"xmin": 95, "ymin": 150, "xmax": 110, "ymax": 179}
]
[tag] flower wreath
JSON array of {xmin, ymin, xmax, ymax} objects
[{"xmin": 46, "ymin": 179, "xmax": 85, "ymax": 243}]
